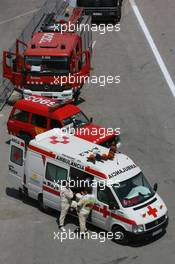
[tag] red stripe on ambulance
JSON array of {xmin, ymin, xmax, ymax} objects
[
  {"xmin": 85, "ymin": 166, "xmax": 107, "ymax": 179},
  {"xmin": 43, "ymin": 185, "xmax": 60, "ymax": 196},
  {"xmin": 28, "ymin": 145, "xmax": 56, "ymax": 159},
  {"xmin": 93, "ymin": 205, "xmax": 136, "ymax": 225},
  {"xmin": 111, "ymin": 212, "xmax": 136, "ymax": 225}
]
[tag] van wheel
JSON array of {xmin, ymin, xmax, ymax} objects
[
  {"xmin": 38, "ymin": 194, "xmax": 49, "ymax": 213},
  {"xmin": 19, "ymin": 133, "xmax": 32, "ymax": 145},
  {"xmin": 73, "ymin": 90, "xmax": 80, "ymax": 104},
  {"xmin": 112, "ymin": 225, "xmax": 129, "ymax": 245}
]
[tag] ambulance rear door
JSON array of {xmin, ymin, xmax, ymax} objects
[{"xmin": 9, "ymin": 136, "xmax": 25, "ymax": 190}]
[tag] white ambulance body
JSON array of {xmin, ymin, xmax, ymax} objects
[{"xmin": 8, "ymin": 129, "xmax": 168, "ymax": 243}]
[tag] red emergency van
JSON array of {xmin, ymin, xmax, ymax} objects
[{"xmin": 7, "ymin": 95, "xmax": 120, "ymax": 146}]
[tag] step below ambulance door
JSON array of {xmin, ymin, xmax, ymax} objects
[
  {"xmin": 43, "ymin": 159, "xmax": 70, "ymax": 211},
  {"xmin": 91, "ymin": 185, "xmax": 119, "ymax": 230},
  {"xmin": 9, "ymin": 136, "xmax": 25, "ymax": 190}
]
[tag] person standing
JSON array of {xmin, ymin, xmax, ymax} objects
[
  {"xmin": 59, "ymin": 181, "xmax": 73, "ymax": 231},
  {"xmin": 77, "ymin": 187, "xmax": 96, "ymax": 237}
]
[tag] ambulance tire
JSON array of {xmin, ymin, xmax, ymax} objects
[
  {"xmin": 22, "ymin": 186, "xmax": 28, "ymax": 203},
  {"xmin": 38, "ymin": 194, "xmax": 49, "ymax": 213},
  {"xmin": 112, "ymin": 225, "xmax": 128, "ymax": 245},
  {"xmin": 18, "ymin": 188, "xmax": 23, "ymax": 198}
]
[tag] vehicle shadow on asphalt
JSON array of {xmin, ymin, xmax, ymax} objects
[
  {"xmin": 128, "ymin": 231, "xmax": 167, "ymax": 247},
  {"xmin": 6, "ymin": 187, "xmax": 167, "ymax": 247}
]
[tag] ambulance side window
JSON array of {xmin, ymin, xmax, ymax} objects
[
  {"xmin": 46, "ymin": 162, "xmax": 68, "ymax": 183},
  {"xmin": 32, "ymin": 114, "xmax": 47, "ymax": 128},
  {"xmin": 50, "ymin": 119, "xmax": 62, "ymax": 129},
  {"xmin": 10, "ymin": 146, "xmax": 23, "ymax": 166},
  {"xmin": 12, "ymin": 109, "xmax": 29, "ymax": 123},
  {"xmin": 97, "ymin": 186, "xmax": 117, "ymax": 207},
  {"xmin": 69, "ymin": 167, "xmax": 94, "ymax": 192}
]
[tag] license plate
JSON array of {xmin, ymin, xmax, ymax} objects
[
  {"xmin": 41, "ymin": 93, "xmax": 52, "ymax": 97},
  {"xmin": 152, "ymin": 228, "xmax": 162, "ymax": 236},
  {"xmin": 93, "ymin": 12, "xmax": 102, "ymax": 16}
]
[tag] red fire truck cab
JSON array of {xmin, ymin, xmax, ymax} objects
[
  {"xmin": 7, "ymin": 96, "xmax": 120, "ymax": 147},
  {"xmin": 3, "ymin": 8, "xmax": 92, "ymax": 102}
]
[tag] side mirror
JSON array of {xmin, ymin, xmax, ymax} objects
[
  {"xmin": 90, "ymin": 117, "xmax": 93, "ymax": 123},
  {"xmin": 153, "ymin": 183, "xmax": 158, "ymax": 192}
]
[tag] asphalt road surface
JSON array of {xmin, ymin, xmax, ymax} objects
[{"xmin": 0, "ymin": 0, "xmax": 175, "ymax": 263}]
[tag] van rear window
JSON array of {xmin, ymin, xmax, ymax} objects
[
  {"xmin": 12, "ymin": 109, "xmax": 29, "ymax": 123},
  {"xmin": 10, "ymin": 145, "xmax": 23, "ymax": 166}
]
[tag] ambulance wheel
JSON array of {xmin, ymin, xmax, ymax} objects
[
  {"xmin": 112, "ymin": 225, "xmax": 128, "ymax": 245},
  {"xmin": 38, "ymin": 194, "xmax": 49, "ymax": 213},
  {"xmin": 18, "ymin": 188, "xmax": 23, "ymax": 199}
]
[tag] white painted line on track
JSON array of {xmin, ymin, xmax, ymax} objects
[
  {"xmin": 92, "ymin": 40, "xmax": 96, "ymax": 49},
  {"xmin": 0, "ymin": 9, "xmax": 38, "ymax": 25},
  {"xmin": 129, "ymin": 0, "xmax": 175, "ymax": 97}
]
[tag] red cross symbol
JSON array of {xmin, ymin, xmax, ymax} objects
[
  {"xmin": 100, "ymin": 206, "xmax": 110, "ymax": 218},
  {"xmin": 50, "ymin": 136, "xmax": 69, "ymax": 145},
  {"xmin": 14, "ymin": 150, "xmax": 20, "ymax": 160},
  {"xmin": 147, "ymin": 206, "xmax": 158, "ymax": 218}
]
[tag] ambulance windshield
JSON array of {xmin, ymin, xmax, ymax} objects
[
  {"xmin": 112, "ymin": 172, "xmax": 155, "ymax": 208},
  {"xmin": 25, "ymin": 56, "xmax": 69, "ymax": 75}
]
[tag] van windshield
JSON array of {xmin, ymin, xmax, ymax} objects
[
  {"xmin": 112, "ymin": 172, "xmax": 155, "ymax": 208},
  {"xmin": 25, "ymin": 56, "xmax": 69, "ymax": 75},
  {"xmin": 63, "ymin": 111, "xmax": 90, "ymax": 128}
]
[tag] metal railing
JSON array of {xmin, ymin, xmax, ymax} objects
[{"xmin": 0, "ymin": 0, "xmax": 68, "ymax": 111}]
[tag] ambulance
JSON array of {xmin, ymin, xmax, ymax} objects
[{"xmin": 8, "ymin": 129, "xmax": 168, "ymax": 244}]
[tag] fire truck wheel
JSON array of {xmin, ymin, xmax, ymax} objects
[
  {"xmin": 112, "ymin": 225, "xmax": 128, "ymax": 245},
  {"xmin": 38, "ymin": 194, "xmax": 49, "ymax": 213},
  {"xmin": 19, "ymin": 133, "xmax": 32, "ymax": 145},
  {"xmin": 114, "ymin": 5, "xmax": 122, "ymax": 23}
]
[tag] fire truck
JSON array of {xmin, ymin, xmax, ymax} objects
[
  {"xmin": 8, "ymin": 129, "xmax": 168, "ymax": 244},
  {"xmin": 3, "ymin": 7, "xmax": 92, "ymax": 101},
  {"xmin": 7, "ymin": 95, "xmax": 120, "ymax": 146},
  {"xmin": 77, "ymin": 0, "xmax": 123, "ymax": 22}
]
